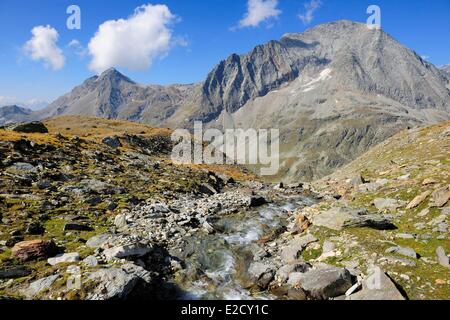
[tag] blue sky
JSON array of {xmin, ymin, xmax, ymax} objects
[{"xmin": 0, "ymin": 0, "xmax": 449, "ymax": 106}]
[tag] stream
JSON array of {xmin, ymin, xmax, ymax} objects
[{"xmin": 175, "ymin": 194, "xmax": 316, "ymax": 300}]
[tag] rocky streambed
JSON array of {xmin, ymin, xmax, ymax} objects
[{"xmin": 173, "ymin": 195, "xmax": 315, "ymax": 300}]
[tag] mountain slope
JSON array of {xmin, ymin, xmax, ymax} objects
[
  {"xmin": 0, "ymin": 105, "xmax": 33, "ymax": 125},
  {"xmin": 201, "ymin": 21, "xmax": 450, "ymax": 180},
  {"xmin": 35, "ymin": 68, "xmax": 201, "ymax": 127},
  {"xmin": 441, "ymin": 64, "xmax": 450, "ymax": 74},
  {"xmin": 195, "ymin": 21, "xmax": 449, "ymax": 125},
  {"xmin": 306, "ymin": 121, "xmax": 450, "ymax": 300}
]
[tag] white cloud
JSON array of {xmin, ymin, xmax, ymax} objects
[
  {"xmin": 88, "ymin": 4, "xmax": 178, "ymax": 73},
  {"xmin": 299, "ymin": 0, "xmax": 322, "ymax": 25},
  {"xmin": 23, "ymin": 25, "xmax": 65, "ymax": 70},
  {"xmin": 68, "ymin": 39, "xmax": 88, "ymax": 57},
  {"xmin": 238, "ymin": 0, "xmax": 281, "ymax": 28}
]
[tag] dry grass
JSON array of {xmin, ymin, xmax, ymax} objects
[{"xmin": 44, "ymin": 116, "xmax": 172, "ymax": 142}]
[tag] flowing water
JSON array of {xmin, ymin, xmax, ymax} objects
[{"xmin": 176, "ymin": 195, "xmax": 316, "ymax": 300}]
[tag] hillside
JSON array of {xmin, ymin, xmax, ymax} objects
[
  {"xmin": 0, "ymin": 117, "xmax": 256, "ymax": 300},
  {"xmin": 302, "ymin": 121, "xmax": 450, "ymax": 299}
]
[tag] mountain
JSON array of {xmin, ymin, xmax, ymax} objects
[
  {"xmin": 200, "ymin": 21, "xmax": 450, "ymax": 180},
  {"xmin": 4, "ymin": 20, "xmax": 450, "ymax": 181},
  {"xmin": 35, "ymin": 68, "xmax": 200, "ymax": 127},
  {"xmin": 0, "ymin": 105, "xmax": 33, "ymax": 125}
]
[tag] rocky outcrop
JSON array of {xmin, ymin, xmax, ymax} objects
[{"xmin": 10, "ymin": 121, "xmax": 48, "ymax": 134}]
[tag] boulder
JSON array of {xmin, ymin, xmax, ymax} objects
[
  {"xmin": 47, "ymin": 252, "xmax": 80, "ymax": 266},
  {"xmin": 103, "ymin": 244, "xmax": 152, "ymax": 261},
  {"xmin": 347, "ymin": 267, "xmax": 405, "ymax": 300},
  {"xmin": 11, "ymin": 121, "xmax": 48, "ymax": 134},
  {"xmin": 199, "ymin": 183, "xmax": 218, "ymax": 196},
  {"xmin": 374, "ymin": 198, "xmax": 405, "ymax": 212},
  {"xmin": 82, "ymin": 255, "xmax": 99, "ymax": 267},
  {"xmin": 86, "ymin": 264, "xmax": 152, "ymax": 300},
  {"xmin": 432, "ymin": 187, "xmax": 450, "ymax": 207},
  {"xmin": 280, "ymin": 234, "xmax": 318, "ymax": 264},
  {"xmin": 276, "ymin": 263, "xmax": 311, "ymax": 283},
  {"xmin": 248, "ymin": 262, "xmax": 275, "ymax": 289},
  {"xmin": 11, "ymin": 240, "xmax": 58, "ymax": 262},
  {"xmin": 385, "ymin": 246, "xmax": 418, "ymax": 259},
  {"xmin": 6, "ymin": 162, "xmax": 38, "ymax": 175},
  {"xmin": 249, "ymin": 196, "xmax": 268, "ymax": 207},
  {"xmin": 406, "ymin": 191, "xmax": 432, "ymax": 209},
  {"xmin": 86, "ymin": 233, "xmax": 112, "ymax": 248},
  {"xmin": 102, "ymin": 136, "xmax": 122, "ymax": 149},
  {"xmin": 114, "ymin": 214, "xmax": 128, "ymax": 229},
  {"xmin": 297, "ymin": 266, "xmax": 353, "ymax": 300},
  {"xmin": 436, "ymin": 246, "xmax": 450, "ymax": 269},
  {"xmin": 21, "ymin": 275, "xmax": 59, "ymax": 299},
  {"xmin": 313, "ymin": 207, "xmax": 396, "ymax": 231}
]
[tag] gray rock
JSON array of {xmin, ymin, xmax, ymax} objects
[
  {"xmin": 385, "ymin": 246, "xmax": 418, "ymax": 259},
  {"xmin": 202, "ymin": 221, "xmax": 215, "ymax": 234},
  {"xmin": 313, "ymin": 207, "xmax": 396, "ymax": 231},
  {"xmin": 359, "ymin": 179, "xmax": 389, "ymax": 192},
  {"xmin": 322, "ymin": 241, "xmax": 336, "ymax": 253},
  {"xmin": 21, "ymin": 274, "xmax": 59, "ymax": 299},
  {"xmin": 436, "ymin": 246, "xmax": 450, "ymax": 269},
  {"xmin": 103, "ymin": 244, "xmax": 151, "ymax": 261},
  {"xmin": 199, "ymin": 183, "xmax": 218, "ymax": 196},
  {"xmin": 432, "ymin": 187, "xmax": 450, "ymax": 207},
  {"xmin": 6, "ymin": 162, "xmax": 37, "ymax": 175},
  {"xmin": 82, "ymin": 255, "xmax": 99, "ymax": 267},
  {"xmin": 102, "ymin": 136, "xmax": 122, "ymax": 149},
  {"xmin": 86, "ymin": 264, "xmax": 152, "ymax": 300},
  {"xmin": 297, "ymin": 266, "xmax": 353, "ymax": 300},
  {"xmin": 248, "ymin": 262, "xmax": 275, "ymax": 289},
  {"xmin": 114, "ymin": 214, "xmax": 128, "ymax": 229},
  {"xmin": 47, "ymin": 252, "xmax": 80, "ymax": 266},
  {"xmin": 379, "ymin": 256, "xmax": 417, "ymax": 267},
  {"xmin": 276, "ymin": 263, "xmax": 312, "ymax": 283},
  {"xmin": 287, "ymin": 272, "xmax": 304, "ymax": 287},
  {"xmin": 373, "ymin": 198, "xmax": 405, "ymax": 212},
  {"xmin": 347, "ymin": 267, "xmax": 405, "ymax": 300},
  {"xmin": 280, "ymin": 234, "xmax": 318, "ymax": 263},
  {"xmin": 86, "ymin": 233, "xmax": 112, "ymax": 248},
  {"xmin": 395, "ymin": 233, "xmax": 416, "ymax": 240}
]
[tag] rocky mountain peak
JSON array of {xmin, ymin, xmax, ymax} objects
[
  {"xmin": 0, "ymin": 105, "xmax": 33, "ymax": 125},
  {"xmin": 96, "ymin": 68, "xmax": 135, "ymax": 84},
  {"xmin": 0, "ymin": 105, "xmax": 32, "ymax": 115}
]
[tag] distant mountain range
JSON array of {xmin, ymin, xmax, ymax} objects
[{"xmin": 2, "ymin": 20, "xmax": 449, "ymax": 181}]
